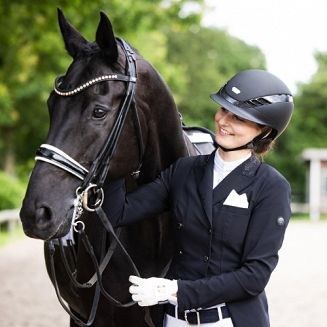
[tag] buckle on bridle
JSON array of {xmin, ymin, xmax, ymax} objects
[
  {"xmin": 184, "ymin": 309, "xmax": 200, "ymax": 325},
  {"xmin": 82, "ymin": 183, "xmax": 104, "ymax": 212}
]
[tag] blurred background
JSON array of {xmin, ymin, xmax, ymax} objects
[{"xmin": 0, "ymin": 0, "xmax": 326, "ymax": 326}]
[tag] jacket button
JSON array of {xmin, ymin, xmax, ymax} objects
[
  {"xmin": 208, "ymin": 228, "xmax": 212, "ymax": 234},
  {"xmin": 177, "ymin": 223, "xmax": 183, "ymax": 229},
  {"xmin": 179, "ymin": 250, "xmax": 183, "ymax": 255},
  {"xmin": 203, "ymin": 256, "xmax": 209, "ymax": 262},
  {"xmin": 277, "ymin": 217, "xmax": 285, "ymax": 226}
]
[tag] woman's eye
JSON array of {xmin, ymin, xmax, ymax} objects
[{"xmin": 92, "ymin": 106, "xmax": 108, "ymax": 119}]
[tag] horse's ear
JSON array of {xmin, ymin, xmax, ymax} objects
[
  {"xmin": 57, "ymin": 8, "xmax": 88, "ymax": 58},
  {"xmin": 96, "ymin": 12, "xmax": 118, "ymax": 63}
]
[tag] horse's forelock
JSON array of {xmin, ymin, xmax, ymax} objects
[
  {"xmin": 73, "ymin": 40, "xmax": 130, "ymax": 70},
  {"xmin": 74, "ymin": 41, "xmax": 100, "ymax": 59}
]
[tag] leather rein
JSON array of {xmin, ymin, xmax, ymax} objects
[{"xmin": 35, "ymin": 39, "xmax": 160, "ymax": 327}]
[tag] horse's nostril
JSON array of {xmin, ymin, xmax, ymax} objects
[{"xmin": 35, "ymin": 205, "xmax": 53, "ymax": 226}]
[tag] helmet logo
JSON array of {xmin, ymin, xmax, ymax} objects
[{"xmin": 232, "ymin": 86, "xmax": 241, "ymax": 94}]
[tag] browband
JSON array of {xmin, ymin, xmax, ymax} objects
[{"xmin": 54, "ymin": 74, "xmax": 137, "ymax": 97}]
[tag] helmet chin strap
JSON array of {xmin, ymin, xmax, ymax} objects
[
  {"xmin": 218, "ymin": 142, "xmax": 254, "ymax": 152},
  {"xmin": 217, "ymin": 130, "xmax": 272, "ymax": 152}
]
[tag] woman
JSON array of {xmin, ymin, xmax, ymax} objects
[{"xmin": 104, "ymin": 69, "xmax": 294, "ymax": 326}]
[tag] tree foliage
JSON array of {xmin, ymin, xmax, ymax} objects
[
  {"xmin": 293, "ymin": 52, "xmax": 327, "ymax": 148},
  {"xmin": 2, "ymin": 0, "xmax": 308, "ymax": 199},
  {"xmin": 265, "ymin": 51, "xmax": 327, "ymax": 200},
  {"xmin": 0, "ymin": 0, "xmax": 205, "ymax": 173},
  {"xmin": 166, "ymin": 26, "xmax": 266, "ymax": 129},
  {"xmin": 0, "ymin": 171, "xmax": 25, "ymax": 209}
]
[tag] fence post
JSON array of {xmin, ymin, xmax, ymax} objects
[{"xmin": 0, "ymin": 209, "xmax": 20, "ymax": 236}]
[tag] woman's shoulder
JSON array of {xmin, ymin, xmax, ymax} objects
[
  {"xmin": 257, "ymin": 161, "xmax": 290, "ymax": 189},
  {"xmin": 163, "ymin": 153, "xmax": 212, "ymax": 180},
  {"xmin": 173, "ymin": 153, "xmax": 211, "ymax": 169}
]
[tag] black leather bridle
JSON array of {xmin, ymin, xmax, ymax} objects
[
  {"xmin": 36, "ymin": 38, "xmax": 142, "ymax": 191},
  {"xmin": 35, "ymin": 39, "xmax": 159, "ymax": 327}
]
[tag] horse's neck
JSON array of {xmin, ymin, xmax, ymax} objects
[{"xmin": 139, "ymin": 96, "xmax": 188, "ymax": 183}]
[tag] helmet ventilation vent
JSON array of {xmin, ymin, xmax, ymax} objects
[{"xmin": 246, "ymin": 97, "xmax": 271, "ymax": 107}]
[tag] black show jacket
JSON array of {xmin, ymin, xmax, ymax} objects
[{"xmin": 103, "ymin": 151, "xmax": 292, "ymax": 327}]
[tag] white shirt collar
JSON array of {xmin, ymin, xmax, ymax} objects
[{"xmin": 213, "ymin": 150, "xmax": 251, "ymax": 188}]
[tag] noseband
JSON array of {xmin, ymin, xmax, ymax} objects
[{"xmin": 36, "ymin": 143, "xmax": 89, "ymax": 180}]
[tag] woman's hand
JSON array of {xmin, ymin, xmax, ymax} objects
[{"xmin": 129, "ymin": 275, "xmax": 178, "ymax": 306}]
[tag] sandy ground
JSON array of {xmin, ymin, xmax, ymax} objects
[
  {"xmin": 0, "ymin": 220, "xmax": 326, "ymax": 327},
  {"xmin": 266, "ymin": 220, "xmax": 327, "ymax": 327}
]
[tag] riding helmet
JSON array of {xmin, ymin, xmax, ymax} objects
[{"xmin": 210, "ymin": 69, "xmax": 293, "ymax": 139}]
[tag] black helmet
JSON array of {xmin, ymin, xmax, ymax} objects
[{"xmin": 210, "ymin": 69, "xmax": 293, "ymax": 140}]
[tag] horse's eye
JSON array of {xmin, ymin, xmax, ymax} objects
[{"xmin": 92, "ymin": 106, "xmax": 108, "ymax": 119}]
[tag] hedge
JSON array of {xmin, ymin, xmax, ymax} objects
[{"xmin": 0, "ymin": 171, "xmax": 26, "ymax": 210}]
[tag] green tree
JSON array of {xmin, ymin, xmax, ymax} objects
[
  {"xmin": 0, "ymin": 0, "xmax": 205, "ymax": 176},
  {"xmin": 266, "ymin": 51, "xmax": 327, "ymax": 200},
  {"xmin": 166, "ymin": 26, "xmax": 266, "ymax": 129}
]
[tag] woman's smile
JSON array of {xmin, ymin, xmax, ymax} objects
[
  {"xmin": 215, "ymin": 107, "xmax": 264, "ymax": 160},
  {"xmin": 219, "ymin": 127, "xmax": 233, "ymax": 136}
]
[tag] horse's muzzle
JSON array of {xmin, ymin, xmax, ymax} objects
[{"xmin": 20, "ymin": 202, "xmax": 72, "ymax": 240}]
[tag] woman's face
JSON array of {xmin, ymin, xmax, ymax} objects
[{"xmin": 215, "ymin": 107, "xmax": 263, "ymax": 151}]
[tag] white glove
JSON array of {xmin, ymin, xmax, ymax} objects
[{"xmin": 129, "ymin": 275, "xmax": 178, "ymax": 306}]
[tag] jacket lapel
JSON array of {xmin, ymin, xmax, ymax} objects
[
  {"xmin": 194, "ymin": 152, "xmax": 262, "ymax": 225},
  {"xmin": 196, "ymin": 152, "xmax": 215, "ymax": 225},
  {"xmin": 212, "ymin": 154, "xmax": 261, "ymax": 205}
]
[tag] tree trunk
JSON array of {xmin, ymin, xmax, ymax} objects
[{"xmin": 1, "ymin": 127, "xmax": 16, "ymax": 176}]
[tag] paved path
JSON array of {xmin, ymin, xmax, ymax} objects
[
  {"xmin": 0, "ymin": 236, "xmax": 68, "ymax": 327},
  {"xmin": 0, "ymin": 221, "xmax": 326, "ymax": 327},
  {"xmin": 266, "ymin": 221, "xmax": 327, "ymax": 327}
]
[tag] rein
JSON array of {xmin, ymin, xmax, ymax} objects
[{"xmin": 35, "ymin": 39, "xmax": 158, "ymax": 327}]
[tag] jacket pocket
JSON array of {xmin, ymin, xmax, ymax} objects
[{"xmin": 218, "ymin": 205, "xmax": 251, "ymax": 248}]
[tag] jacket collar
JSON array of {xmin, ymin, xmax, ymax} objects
[{"xmin": 197, "ymin": 151, "xmax": 261, "ymax": 225}]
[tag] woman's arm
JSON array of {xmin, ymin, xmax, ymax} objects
[{"xmin": 102, "ymin": 164, "xmax": 175, "ymax": 227}]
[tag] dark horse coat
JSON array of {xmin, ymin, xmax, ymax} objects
[{"xmin": 104, "ymin": 150, "xmax": 292, "ymax": 327}]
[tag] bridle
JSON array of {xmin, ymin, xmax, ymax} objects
[
  {"xmin": 37, "ymin": 38, "xmax": 143, "ymax": 191},
  {"xmin": 36, "ymin": 37, "xmax": 143, "ymax": 219},
  {"xmin": 35, "ymin": 39, "xmax": 158, "ymax": 327}
]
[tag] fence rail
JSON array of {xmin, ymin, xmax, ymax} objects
[
  {"xmin": 0, "ymin": 203, "xmax": 313, "ymax": 232},
  {"xmin": 0, "ymin": 208, "xmax": 21, "ymax": 234},
  {"xmin": 291, "ymin": 202, "xmax": 309, "ymax": 214}
]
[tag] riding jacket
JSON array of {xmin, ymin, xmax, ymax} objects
[{"xmin": 103, "ymin": 151, "xmax": 292, "ymax": 327}]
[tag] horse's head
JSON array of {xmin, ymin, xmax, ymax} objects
[{"xmin": 20, "ymin": 10, "xmax": 150, "ymax": 240}]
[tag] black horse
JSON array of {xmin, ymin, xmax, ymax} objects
[{"xmin": 20, "ymin": 9, "xmax": 214, "ymax": 327}]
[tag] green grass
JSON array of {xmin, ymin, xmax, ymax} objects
[
  {"xmin": 0, "ymin": 223, "xmax": 25, "ymax": 247},
  {"xmin": 291, "ymin": 213, "xmax": 327, "ymax": 221}
]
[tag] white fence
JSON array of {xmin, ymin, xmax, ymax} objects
[
  {"xmin": 0, "ymin": 203, "xmax": 313, "ymax": 233},
  {"xmin": 291, "ymin": 202, "xmax": 309, "ymax": 214},
  {"xmin": 0, "ymin": 208, "xmax": 21, "ymax": 234}
]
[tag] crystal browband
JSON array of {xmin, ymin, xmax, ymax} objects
[{"xmin": 54, "ymin": 74, "xmax": 137, "ymax": 97}]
